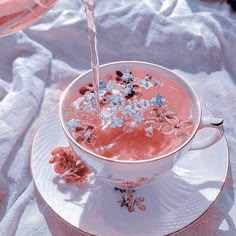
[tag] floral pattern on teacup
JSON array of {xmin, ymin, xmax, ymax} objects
[{"xmin": 115, "ymin": 188, "xmax": 146, "ymax": 212}]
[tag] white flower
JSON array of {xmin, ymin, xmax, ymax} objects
[
  {"xmin": 81, "ymin": 93, "xmax": 95, "ymax": 109},
  {"xmin": 107, "ymin": 95, "xmax": 125, "ymax": 107},
  {"xmin": 133, "ymin": 113, "xmax": 145, "ymax": 123},
  {"xmin": 99, "ymin": 80, "xmax": 113, "ymax": 91},
  {"xmin": 66, "ymin": 119, "xmax": 81, "ymax": 130},
  {"xmin": 122, "ymin": 104, "xmax": 137, "ymax": 118},
  {"xmin": 140, "ymin": 79, "xmax": 154, "ymax": 89},
  {"xmin": 84, "ymin": 129, "xmax": 92, "ymax": 140},
  {"xmin": 86, "ymin": 98, "xmax": 94, "ymax": 108},
  {"xmin": 124, "ymin": 83, "xmax": 134, "ymax": 96},
  {"xmin": 121, "ymin": 70, "xmax": 134, "ymax": 83},
  {"xmin": 137, "ymin": 99, "xmax": 150, "ymax": 110},
  {"xmin": 73, "ymin": 98, "xmax": 85, "ymax": 110},
  {"xmin": 159, "ymin": 118, "xmax": 193, "ymax": 140},
  {"xmin": 110, "ymin": 117, "xmax": 123, "ymax": 128},
  {"xmin": 151, "ymin": 94, "xmax": 165, "ymax": 107},
  {"xmin": 154, "ymin": 79, "xmax": 163, "ymax": 86},
  {"xmin": 144, "ymin": 75, "xmax": 152, "ymax": 80}
]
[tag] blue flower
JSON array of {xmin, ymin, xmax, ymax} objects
[
  {"xmin": 125, "ymin": 83, "xmax": 134, "ymax": 95},
  {"xmin": 86, "ymin": 93, "xmax": 95, "ymax": 108},
  {"xmin": 133, "ymin": 113, "xmax": 145, "ymax": 123},
  {"xmin": 144, "ymin": 124, "xmax": 154, "ymax": 137},
  {"xmin": 151, "ymin": 94, "xmax": 165, "ymax": 107},
  {"xmin": 107, "ymin": 95, "xmax": 125, "ymax": 107},
  {"xmin": 122, "ymin": 104, "xmax": 137, "ymax": 117},
  {"xmin": 99, "ymin": 80, "xmax": 113, "ymax": 91},
  {"xmin": 122, "ymin": 70, "xmax": 134, "ymax": 83},
  {"xmin": 110, "ymin": 117, "xmax": 123, "ymax": 128},
  {"xmin": 99, "ymin": 80, "xmax": 107, "ymax": 90},
  {"xmin": 140, "ymin": 79, "xmax": 154, "ymax": 89},
  {"xmin": 84, "ymin": 129, "xmax": 92, "ymax": 140},
  {"xmin": 154, "ymin": 79, "xmax": 163, "ymax": 86},
  {"xmin": 73, "ymin": 97, "xmax": 85, "ymax": 110},
  {"xmin": 137, "ymin": 99, "xmax": 150, "ymax": 110},
  {"xmin": 66, "ymin": 119, "xmax": 81, "ymax": 130}
]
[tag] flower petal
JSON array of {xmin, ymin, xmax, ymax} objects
[
  {"xmin": 137, "ymin": 203, "xmax": 146, "ymax": 211},
  {"xmin": 175, "ymin": 129, "xmax": 190, "ymax": 140},
  {"xmin": 63, "ymin": 174, "xmax": 78, "ymax": 183},
  {"xmin": 54, "ymin": 162, "xmax": 67, "ymax": 174},
  {"xmin": 165, "ymin": 114, "xmax": 179, "ymax": 126},
  {"xmin": 87, "ymin": 135, "xmax": 97, "ymax": 145},
  {"xmin": 128, "ymin": 206, "xmax": 135, "ymax": 212},
  {"xmin": 51, "ymin": 147, "xmax": 65, "ymax": 156},
  {"xmin": 136, "ymin": 197, "xmax": 145, "ymax": 202},
  {"xmin": 159, "ymin": 123, "xmax": 175, "ymax": 135},
  {"xmin": 180, "ymin": 119, "xmax": 194, "ymax": 129},
  {"xmin": 76, "ymin": 135, "xmax": 86, "ymax": 143},
  {"xmin": 76, "ymin": 176, "xmax": 88, "ymax": 185},
  {"xmin": 49, "ymin": 155, "xmax": 58, "ymax": 164}
]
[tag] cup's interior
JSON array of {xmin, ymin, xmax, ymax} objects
[{"xmin": 60, "ymin": 61, "xmax": 201, "ymax": 161}]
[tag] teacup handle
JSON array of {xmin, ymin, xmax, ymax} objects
[{"xmin": 190, "ymin": 116, "xmax": 224, "ymax": 151}]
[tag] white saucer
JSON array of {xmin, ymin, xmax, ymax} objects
[{"xmin": 31, "ymin": 106, "xmax": 229, "ymax": 236}]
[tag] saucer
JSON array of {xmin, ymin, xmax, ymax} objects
[{"xmin": 31, "ymin": 106, "xmax": 229, "ymax": 236}]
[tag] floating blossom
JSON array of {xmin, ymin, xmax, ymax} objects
[
  {"xmin": 73, "ymin": 98, "xmax": 85, "ymax": 110},
  {"xmin": 124, "ymin": 83, "xmax": 135, "ymax": 97},
  {"xmin": 99, "ymin": 80, "xmax": 107, "ymax": 90},
  {"xmin": 122, "ymin": 104, "xmax": 138, "ymax": 118},
  {"xmin": 79, "ymin": 83, "xmax": 93, "ymax": 95},
  {"xmin": 99, "ymin": 91, "xmax": 112, "ymax": 107},
  {"xmin": 159, "ymin": 118, "xmax": 193, "ymax": 140},
  {"xmin": 121, "ymin": 70, "xmax": 134, "ymax": 83},
  {"xmin": 106, "ymin": 80, "xmax": 113, "ymax": 90},
  {"xmin": 86, "ymin": 93, "xmax": 95, "ymax": 108},
  {"xmin": 151, "ymin": 94, "xmax": 165, "ymax": 107},
  {"xmin": 136, "ymin": 99, "xmax": 150, "ymax": 110},
  {"xmin": 140, "ymin": 79, "xmax": 154, "ymax": 89},
  {"xmin": 153, "ymin": 78, "xmax": 163, "ymax": 86},
  {"xmin": 110, "ymin": 117, "xmax": 123, "ymax": 128},
  {"xmin": 150, "ymin": 107, "xmax": 176, "ymax": 124},
  {"xmin": 99, "ymin": 80, "xmax": 113, "ymax": 91},
  {"xmin": 49, "ymin": 146, "xmax": 91, "ymax": 185},
  {"xmin": 125, "ymin": 83, "xmax": 142, "ymax": 99},
  {"xmin": 107, "ymin": 95, "xmax": 125, "ymax": 107},
  {"xmin": 144, "ymin": 120, "xmax": 155, "ymax": 137},
  {"xmin": 75, "ymin": 125, "xmax": 96, "ymax": 145},
  {"xmin": 87, "ymin": 100, "xmax": 94, "ymax": 108},
  {"xmin": 66, "ymin": 119, "xmax": 81, "ymax": 130},
  {"xmin": 133, "ymin": 113, "xmax": 145, "ymax": 123},
  {"xmin": 74, "ymin": 93, "xmax": 95, "ymax": 110},
  {"xmin": 143, "ymin": 74, "xmax": 152, "ymax": 80}
]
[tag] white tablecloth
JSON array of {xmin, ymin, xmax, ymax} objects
[{"xmin": 0, "ymin": 0, "xmax": 236, "ymax": 235}]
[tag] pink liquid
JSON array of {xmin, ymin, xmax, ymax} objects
[
  {"xmin": 0, "ymin": 0, "xmax": 58, "ymax": 36},
  {"xmin": 66, "ymin": 70, "xmax": 194, "ymax": 161}
]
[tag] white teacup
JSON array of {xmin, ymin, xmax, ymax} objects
[{"xmin": 59, "ymin": 61, "xmax": 224, "ymax": 189}]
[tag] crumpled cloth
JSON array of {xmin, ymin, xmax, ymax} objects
[{"xmin": 0, "ymin": 0, "xmax": 236, "ymax": 235}]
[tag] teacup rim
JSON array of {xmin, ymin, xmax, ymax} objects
[{"xmin": 59, "ymin": 60, "xmax": 201, "ymax": 164}]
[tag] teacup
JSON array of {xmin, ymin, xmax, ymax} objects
[{"xmin": 59, "ymin": 61, "xmax": 224, "ymax": 189}]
